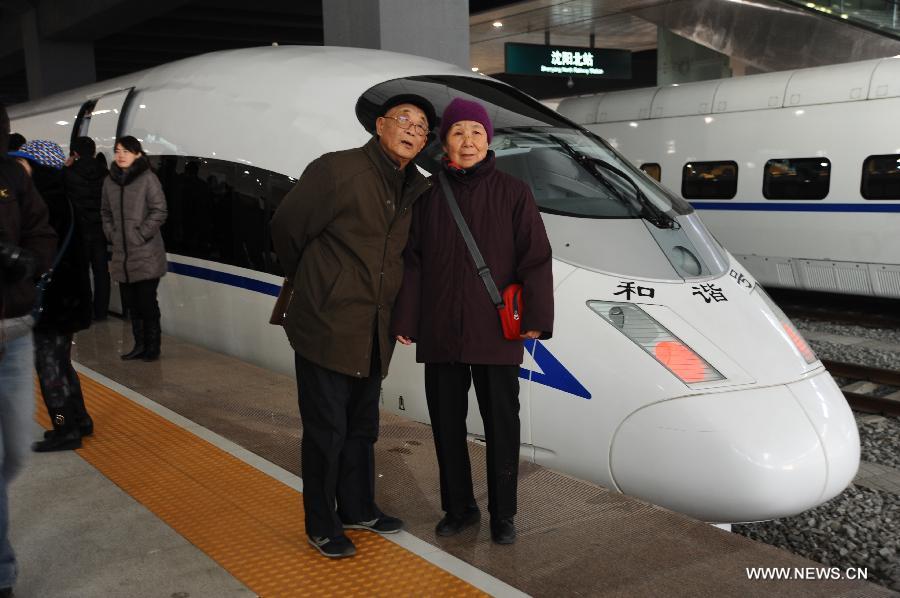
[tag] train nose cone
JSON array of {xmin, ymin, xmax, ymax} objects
[{"xmin": 609, "ymin": 371, "xmax": 859, "ymax": 523}]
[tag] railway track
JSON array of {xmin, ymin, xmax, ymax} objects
[
  {"xmin": 768, "ymin": 289, "xmax": 900, "ymax": 329},
  {"xmin": 822, "ymin": 359, "xmax": 900, "ymax": 417}
]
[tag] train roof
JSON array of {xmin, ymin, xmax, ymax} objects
[
  {"xmin": 6, "ymin": 45, "xmax": 472, "ymax": 119},
  {"xmin": 558, "ymin": 56, "xmax": 900, "ymax": 124}
]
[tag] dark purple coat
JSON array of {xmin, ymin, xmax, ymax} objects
[{"xmin": 391, "ymin": 154, "xmax": 553, "ymax": 365}]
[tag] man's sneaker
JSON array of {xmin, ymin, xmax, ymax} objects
[
  {"xmin": 343, "ymin": 514, "xmax": 404, "ymax": 535},
  {"xmin": 307, "ymin": 534, "xmax": 356, "ymax": 558}
]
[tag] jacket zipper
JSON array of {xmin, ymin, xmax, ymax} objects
[
  {"xmin": 370, "ymin": 176, "xmax": 429, "ymax": 372},
  {"xmin": 119, "ymin": 184, "xmax": 129, "ymax": 284}
]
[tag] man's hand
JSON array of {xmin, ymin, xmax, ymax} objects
[
  {"xmin": 396, "ymin": 335, "xmax": 413, "ymax": 345},
  {"xmin": 520, "ymin": 330, "xmax": 540, "ymax": 340}
]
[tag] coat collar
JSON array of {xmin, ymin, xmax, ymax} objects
[
  {"xmin": 109, "ymin": 157, "xmax": 150, "ymax": 186},
  {"xmin": 364, "ymin": 136, "xmax": 431, "ymax": 207},
  {"xmin": 442, "ymin": 151, "xmax": 496, "ymax": 185},
  {"xmin": 365, "ymin": 136, "xmax": 406, "ymax": 181}
]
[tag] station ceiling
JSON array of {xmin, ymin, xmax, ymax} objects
[{"xmin": 0, "ymin": 0, "xmax": 663, "ymax": 105}]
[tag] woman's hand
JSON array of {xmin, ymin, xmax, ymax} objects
[
  {"xmin": 520, "ymin": 330, "xmax": 540, "ymax": 340},
  {"xmin": 396, "ymin": 335, "xmax": 414, "ymax": 345}
]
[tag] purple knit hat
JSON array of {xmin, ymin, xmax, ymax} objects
[{"xmin": 439, "ymin": 98, "xmax": 493, "ymax": 142}]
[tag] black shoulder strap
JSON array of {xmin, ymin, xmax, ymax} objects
[{"xmin": 438, "ymin": 172, "xmax": 503, "ymax": 308}]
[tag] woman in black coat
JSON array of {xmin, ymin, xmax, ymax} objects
[
  {"xmin": 12, "ymin": 140, "xmax": 93, "ymax": 451},
  {"xmin": 392, "ymin": 98, "xmax": 554, "ymax": 545}
]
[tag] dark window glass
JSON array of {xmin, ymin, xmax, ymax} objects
[
  {"xmin": 149, "ymin": 155, "xmax": 295, "ymax": 275},
  {"xmin": 682, "ymin": 161, "xmax": 737, "ymax": 199},
  {"xmin": 640, "ymin": 163, "xmax": 661, "ymax": 182},
  {"xmin": 357, "ymin": 75, "xmax": 694, "ymax": 219},
  {"xmin": 763, "ymin": 158, "xmax": 830, "ymax": 200},
  {"xmin": 862, "ymin": 154, "xmax": 900, "ymax": 199}
]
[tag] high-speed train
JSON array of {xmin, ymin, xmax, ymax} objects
[
  {"xmin": 557, "ymin": 57, "xmax": 900, "ymax": 300},
  {"xmin": 8, "ymin": 46, "xmax": 859, "ymax": 524}
]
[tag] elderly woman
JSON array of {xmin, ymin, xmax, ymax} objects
[
  {"xmin": 392, "ymin": 98, "xmax": 553, "ymax": 545},
  {"xmin": 101, "ymin": 136, "xmax": 167, "ymax": 361}
]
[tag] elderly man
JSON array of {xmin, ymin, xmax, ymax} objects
[{"xmin": 271, "ymin": 94, "xmax": 435, "ymax": 559}]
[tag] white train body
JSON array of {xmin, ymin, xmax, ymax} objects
[
  {"xmin": 9, "ymin": 47, "xmax": 859, "ymax": 523},
  {"xmin": 558, "ymin": 58, "xmax": 900, "ymax": 299}
]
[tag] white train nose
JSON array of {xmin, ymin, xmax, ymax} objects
[{"xmin": 609, "ymin": 370, "xmax": 859, "ymax": 523}]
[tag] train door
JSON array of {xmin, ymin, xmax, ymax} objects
[
  {"xmin": 83, "ymin": 88, "xmax": 134, "ymax": 163},
  {"xmin": 69, "ymin": 99, "xmax": 98, "ymax": 148},
  {"xmin": 74, "ymin": 88, "xmax": 133, "ymax": 314}
]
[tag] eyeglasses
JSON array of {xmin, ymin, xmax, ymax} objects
[{"xmin": 382, "ymin": 114, "xmax": 429, "ymax": 137}]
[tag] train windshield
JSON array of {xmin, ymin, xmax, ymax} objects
[{"xmin": 356, "ymin": 76, "xmax": 693, "ymax": 221}]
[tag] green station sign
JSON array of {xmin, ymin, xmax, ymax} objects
[{"xmin": 504, "ymin": 43, "xmax": 632, "ymax": 78}]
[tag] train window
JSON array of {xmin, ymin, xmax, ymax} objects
[
  {"xmin": 681, "ymin": 161, "xmax": 737, "ymax": 199},
  {"xmin": 763, "ymin": 158, "xmax": 830, "ymax": 200},
  {"xmin": 861, "ymin": 154, "xmax": 900, "ymax": 199},
  {"xmin": 149, "ymin": 155, "xmax": 295, "ymax": 275},
  {"xmin": 640, "ymin": 163, "xmax": 661, "ymax": 181},
  {"xmin": 356, "ymin": 75, "xmax": 694, "ymax": 219}
]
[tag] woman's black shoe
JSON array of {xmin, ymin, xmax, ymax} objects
[
  {"xmin": 490, "ymin": 518, "xmax": 516, "ymax": 545},
  {"xmin": 33, "ymin": 429, "xmax": 82, "ymax": 452},
  {"xmin": 141, "ymin": 318, "xmax": 161, "ymax": 361},
  {"xmin": 121, "ymin": 319, "xmax": 145, "ymax": 360},
  {"xmin": 44, "ymin": 416, "xmax": 93, "ymax": 439},
  {"xmin": 435, "ymin": 506, "xmax": 481, "ymax": 537}
]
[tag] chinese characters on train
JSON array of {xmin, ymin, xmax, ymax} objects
[
  {"xmin": 613, "ymin": 281, "xmax": 655, "ymax": 300},
  {"xmin": 613, "ymin": 280, "xmax": 735, "ymax": 303},
  {"xmin": 692, "ymin": 283, "xmax": 727, "ymax": 303}
]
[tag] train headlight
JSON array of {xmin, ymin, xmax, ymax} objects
[
  {"xmin": 587, "ymin": 301, "xmax": 724, "ymax": 384},
  {"xmin": 752, "ymin": 286, "xmax": 818, "ymax": 364}
]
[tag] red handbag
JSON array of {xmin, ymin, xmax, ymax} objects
[{"xmin": 499, "ymin": 283, "xmax": 524, "ymax": 340}]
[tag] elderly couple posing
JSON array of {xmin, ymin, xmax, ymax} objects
[{"xmin": 271, "ymin": 94, "xmax": 554, "ymax": 559}]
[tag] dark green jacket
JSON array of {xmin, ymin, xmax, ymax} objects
[{"xmin": 271, "ymin": 137, "xmax": 431, "ymax": 378}]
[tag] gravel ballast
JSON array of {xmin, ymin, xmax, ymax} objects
[
  {"xmin": 736, "ymin": 316, "xmax": 900, "ymax": 592},
  {"xmin": 734, "ymin": 485, "xmax": 900, "ymax": 591}
]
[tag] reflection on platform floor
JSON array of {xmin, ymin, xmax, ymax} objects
[{"xmin": 60, "ymin": 318, "xmax": 893, "ymax": 597}]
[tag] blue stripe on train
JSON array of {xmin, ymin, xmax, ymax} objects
[
  {"xmin": 690, "ymin": 202, "xmax": 900, "ymax": 213},
  {"xmin": 166, "ymin": 260, "xmax": 593, "ymax": 399},
  {"xmin": 167, "ymin": 261, "xmax": 282, "ymax": 296}
]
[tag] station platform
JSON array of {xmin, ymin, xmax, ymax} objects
[{"xmin": 13, "ymin": 318, "xmax": 895, "ymax": 597}]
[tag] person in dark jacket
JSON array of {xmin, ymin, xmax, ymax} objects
[
  {"xmin": 7, "ymin": 133, "xmax": 25, "ymax": 152},
  {"xmin": 392, "ymin": 98, "xmax": 554, "ymax": 545},
  {"xmin": 270, "ymin": 94, "xmax": 435, "ymax": 559},
  {"xmin": 0, "ymin": 104, "xmax": 56, "ymax": 596},
  {"xmin": 66, "ymin": 136, "xmax": 110, "ymax": 321},
  {"xmin": 11, "ymin": 140, "xmax": 94, "ymax": 451},
  {"xmin": 101, "ymin": 136, "xmax": 167, "ymax": 361}
]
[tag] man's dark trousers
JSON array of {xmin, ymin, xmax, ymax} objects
[
  {"xmin": 424, "ymin": 363, "xmax": 520, "ymax": 520},
  {"xmin": 295, "ymin": 338, "xmax": 382, "ymax": 539}
]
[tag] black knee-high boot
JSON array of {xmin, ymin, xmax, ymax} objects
[
  {"xmin": 142, "ymin": 318, "xmax": 161, "ymax": 361},
  {"xmin": 33, "ymin": 406, "xmax": 82, "ymax": 452},
  {"xmin": 121, "ymin": 318, "xmax": 145, "ymax": 360}
]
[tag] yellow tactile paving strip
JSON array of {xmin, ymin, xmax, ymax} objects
[{"xmin": 35, "ymin": 373, "xmax": 487, "ymax": 598}]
